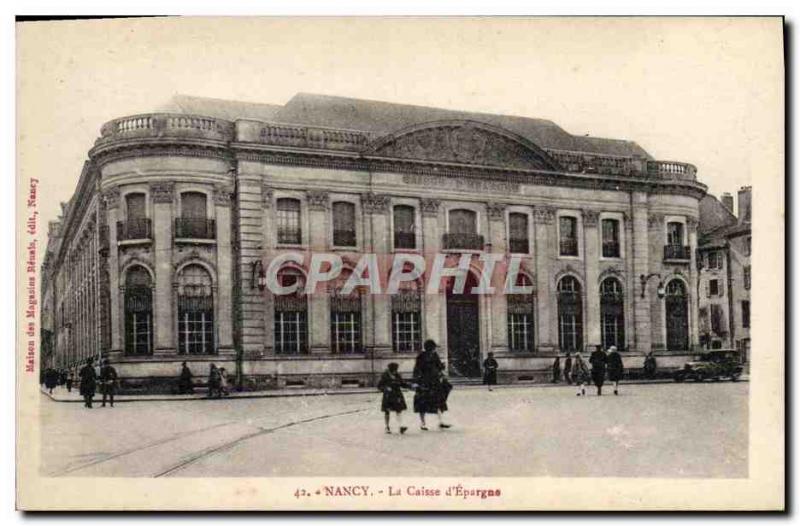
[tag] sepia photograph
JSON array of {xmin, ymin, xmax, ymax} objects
[{"xmin": 15, "ymin": 16, "xmax": 784, "ymax": 510}]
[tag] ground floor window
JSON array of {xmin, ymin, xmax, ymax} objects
[
  {"xmin": 126, "ymin": 310, "xmax": 152, "ymax": 355},
  {"xmin": 177, "ymin": 264, "xmax": 215, "ymax": 355},
  {"xmin": 331, "ymin": 311, "xmax": 362, "ymax": 354},
  {"xmin": 124, "ymin": 266, "xmax": 153, "ymax": 355},
  {"xmin": 392, "ymin": 291, "xmax": 421, "ymax": 352},
  {"xmin": 557, "ymin": 276, "xmax": 583, "ymax": 352},
  {"xmin": 507, "ymin": 291, "xmax": 535, "ymax": 352}
]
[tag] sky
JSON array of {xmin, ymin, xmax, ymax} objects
[{"xmin": 17, "ymin": 17, "xmax": 783, "ymax": 234}]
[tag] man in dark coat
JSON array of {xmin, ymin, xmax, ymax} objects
[
  {"xmin": 207, "ymin": 364, "xmax": 221, "ymax": 398},
  {"xmin": 78, "ymin": 358, "xmax": 97, "ymax": 408},
  {"xmin": 44, "ymin": 368, "xmax": 58, "ymax": 394},
  {"xmin": 644, "ymin": 352, "xmax": 657, "ymax": 379},
  {"xmin": 551, "ymin": 356, "xmax": 561, "ymax": 383},
  {"xmin": 606, "ymin": 346, "xmax": 624, "ymax": 395},
  {"xmin": 589, "ymin": 346, "xmax": 608, "ymax": 396},
  {"xmin": 483, "ymin": 352, "xmax": 499, "ymax": 391},
  {"xmin": 66, "ymin": 371, "xmax": 74, "ymax": 393},
  {"xmin": 100, "ymin": 359, "xmax": 118, "ymax": 407},
  {"xmin": 178, "ymin": 362, "xmax": 194, "ymax": 394},
  {"xmin": 413, "ymin": 339, "xmax": 451, "ymax": 430},
  {"xmin": 563, "ymin": 352, "xmax": 573, "ymax": 385}
]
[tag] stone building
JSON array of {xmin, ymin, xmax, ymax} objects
[
  {"xmin": 41, "ymin": 94, "xmax": 708, "ymax": 391},
  {"xmin": 697, "ymin": 187, "xmax": 752, "ymax": 361}
]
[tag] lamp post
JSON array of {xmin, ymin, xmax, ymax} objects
[{"xmin": 639, "ymin": 273, "xmax": 665, "ymax": 299}]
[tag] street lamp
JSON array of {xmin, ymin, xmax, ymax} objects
[{"xmin": 640, "ymin": 273, "xmax": 665, "ymax": 299}]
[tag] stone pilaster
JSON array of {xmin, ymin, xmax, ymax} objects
[
  {"xmin": 421, "ymin": 198, "xmax": 443, "ymax": 346},
  {"xmin": 583, "ymin": 209, "xmax": 601, "ymax": 350},
  {"xmin": 486, "ymin": 202, "xmax": 508, "ymax": 351},
  {"xmin": 103, "ymin": 188, "xmax": 123, "ymax": 355},
  {"xmin": 214, "ymin": 184, "xmax": 235, "ymax": 355},
  {"xmin": 235, "ymin": 173, "xmax": 266, "ymax": 358},
  {"xmin": 632, "ymin": 193, "xmax": 652, "ymax": 353},
  {"xmin": 307, "ymin": 189, "xmax": 330, "ymax": 353},
  {"xmin": 533, "ymin": 206, "xmax": 555, "ymax": 352},
  {"xmin": 150, "ymin": 182, "xmax": 175, "ymax": 354},
  {"xmin": 363, "ymin": 193, "xmax": 391, "ymax": 354},
  {"xmin": 687, "ymin": 216, "xmax": 700, "ymax": 349}
]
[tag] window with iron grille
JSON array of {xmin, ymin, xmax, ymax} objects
[
  {"xmin": 124, "ymin": 266, "xmax": 152, "ymax": 355},
  {"xmin": 600, "ymin": 277, "xmax": 625, "ymax": 349},
  {"xmin": 559, "ymin": 216, "xmax": 578, "ymax": 256},
  {"xmin": 667, "ymin": 221, "xmax": 684, "ymax": 246},
  {"xmin": 332, "ymin": 201, "xmax": 356, "ymax": 247},
  {"xmin": 509, "ymin": 212, "xmax": 530, "ymax": 254},
  {"xmin": 601, "ymin": 219, "xmax": 620, "ymax": 258},
  {"xmin": 330, "ymin": 281, "xmax": 362, "ymax": 354},
  {"xmin": 177, "ymin": 265, "xmax": 214, "ymax": 354},
  {"xmin": 176, "ymin": 192, "xmax": 214, "ymax": 239},
  {"xmin": 274, "ymin": 270, "xmax": 308, "ymax": 354},
  {"xmin": 276, "ymin": 198, "xmax": 301, "ymax": 245},
  {"xmin": 392, "ymin": 290, "xmax": 421, "ymax": 352},
  {"xmin": 557, "ymin": 275, "xmax": 582, "ymax": 351},
  {"xmin": 393, "ymin": 205, "xmax": 416, "ymax": 249}
]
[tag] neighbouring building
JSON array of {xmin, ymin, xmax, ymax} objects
[
  {"xmin": 40, "ymin": 93, "xmax": 709, "ymax": 391},
  {"xmin": 697, "ymin": 186, "xmax": 752, "ymax": 361}
]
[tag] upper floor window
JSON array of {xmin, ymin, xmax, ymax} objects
[
  {"xmin": 559, "ymin": 216, "xmax": 579, "ymax": 257},
  {"xmin": 707, "ymin": 251, "xmax": 723, "ymax": 270},
  {"xmin": 508, "ymin": 213, "xmax": 530, "ymax": 254},
  {"xmin": 276, "ymin": 198, "xmax": 301, "ymax": 245},
  {"xmin": 332, "ymin": 201, "xmax": 357, "ymax": 247},
  {"xmin": 707, "ymin": 278, "xmax": 721, "ymax": 297},
  {"xmin": 444, "ymin": 209, "xmax": 483, "ymax": 250},
  {"xmin": 181, "ymin": 191, "xmax": 207, "ymax": 219},
  {"xmin": 176, "ymin": 192, "xmax": 214, "ymax": 239},
  {"xmin": 119, "ymin": 193, "xmax": 151, "ymax": 241},
  {"xmin": 393, "ymin": 205, "xmax": 416, "ymax": 250},
  {"xmin": 449, "ymin": 209, "xmax": 477, "ymax": 234},
  {"xmin": 601, "ymin": 218, "xmax": 620, "ymax": 258},
  {"xmin": 667, "ymin": 221, "xmax": 684, "ymax": 246},
  {"xmin": 125, "ymin": 192, "xmax": 146, "ymax": 220},
  {"xmin": 743, "ymin": 265, "xmax": 751, "ymax": 290}
]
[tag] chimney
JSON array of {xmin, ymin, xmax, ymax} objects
[
  {"xmin": 738, "ymin": 186, "xmax": 751, "ymax": 224},
  {"xmin": 721, "ymin": 193, "xmax": 734, "ymax": 215}
]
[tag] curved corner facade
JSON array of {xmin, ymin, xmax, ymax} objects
[{"xmin": 40, "ymin": 95, "xmax": 708, "ymax": 392}]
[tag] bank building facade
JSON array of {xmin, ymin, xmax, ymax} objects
[{"xmin": 40, "ymin": 94, "xmax": 707, "ymax": 392}]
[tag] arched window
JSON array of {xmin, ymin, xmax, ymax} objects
[
  {"xmin": 124, "ymin": 266, "xmax": 152, "ymax": 355},
  {"xmin": 177, "ymin": 264, "xmax": 214, "ymax": 355},
  {"xmin": 393, "ymin": 205, "xmax": 416, "ymax": 250},
  {"xmin": 332, "ymin": 201, "xmax": 356, "ymax": 247},
  {"xmin": 600, "ymin": 277, "xmax": 625, "ymax": 350},
  {"xmin": 665, "ymin": 279, "xmax": 689, "ymax": 351},
  {"xmin": 507, "ymin": 273, "xmax": 535, "ymax": 351},
  {"xmin": 274, "ymin": 268, "xmax": 308, "ymax": 355},
  {"xmin": 391, "ymin": 278, "xmax": 421, "ymax": 352},
  {"xmin": 557, "ymin": 276, "xmax": 583, "ymax": 352},
  {"xmin": 330, "ymin": 270, "xmax": 362, "ymax": 354},
  {"xmin": 276, "ymin": 198, "xmax": 301, "ymax": 245}
]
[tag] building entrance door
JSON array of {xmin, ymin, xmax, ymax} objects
[
  {"xmin": 445, "ymin": 275, "xmax": 481, "ymax": 378},
  {"xmin": 665, "ymin": 279, "xmax": 689, "ymax": 351}
]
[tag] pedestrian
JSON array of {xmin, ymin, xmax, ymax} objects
[
  {"xmin": 572, "ymin": 351, "xmax": 590, "ymax": 396},
  {"xmin": 413, "ymin": 339, "xmax": 452, "ymax": 431},
  {"xmin": 44, "ymin": 368, "xmax": 58, "ymax": 394},
  {"xmin": 78, "ymin": 357, "xmax": 97, "ymax": 408},
  {"xmin": 607, "ymin": 346, "xmax": 624, "ymax": 395},
  {"xmin": 563, "ymin": 352, "xmax": 573, "ymax": 385},
  {"xmin": 377, "ymin": 362, "xmax": 410, "ymax": 434},
  {"xmin": 66, "ymin": 370, "xmax": 74, "ymax": 393},
  {"xmin": 58, "ymin": 369, "xmax": 67, "ymax": 387},
  {"xmin": 552, "ymin": 356, "xmax": 561, "ymax": 383},
  {"xmin": 483, "ymin": 352, "xmax": 499, "ymax": 391},
  {"xmin": 207, "ymin": 364, "xmax": 221, "ymax": 398},
  {"xmin": 589, "ymin": 345, "xmax": 608, "ymax": 396},
  {"xmin": 178, "ymin": 361, "xmax": 194, "ymax": 394},
  {"xmin": 644, "ymin": 351, "xmax": 657, "ymax": 379},
  {"xmin": 100, "ymin": 359, "xmax": 118, "ymax": 407},
  {"xmin": 219, "ymin": 367, "xmax": 230, "ymax": 397}
]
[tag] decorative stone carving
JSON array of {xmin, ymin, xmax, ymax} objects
[
  {"xmin": 150, "ymin": 182, "xmax": 175, "ymax": 204},
  {"xmin": 369, "ymin": 122, "xmax": 561, "ymax": 171},
  {"xmin": 262, "ymin": 186, "xmax": 274, "ymax": 208},
  {"xmin": 213, "ymin": 184, "xmax": 233, "ymax": 206},
  {"xmin": 648, "ymin": 213, "xmax": 664, "ymax": 228},
  {"xmin": 306, "ymin": 190, "xmax": 329, "ymax": 211},
  {"xmin": 361, "ymin": 193, "xmax": 390, "ymax": 215},
  {"xmin": 686, "ymin": 216, "xmax": 699, "ymax": 230},
  {"xmin": 420, "ymin": 198, "xmax": 441, "ymax": 217},
  {"xmin": 533, "ymin": 206, "xmax": 555, "ymax": 225},
  {"xmin": 102, "ymin": 187, "xmax": 120, "ymax": 209},
  {"xmin": 583, "ymin": 210, "xmax": 600, "ymax": 227},
  {"xmin": 486, "ymin": 202, "xmax": 507, "ymax": 221}
]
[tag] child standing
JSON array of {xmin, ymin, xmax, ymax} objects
[
  {"xmin": 377, "ymin": 362, "xmax": 409, "ymax": 434},
  {"xmin": 572, "ymin": 351, "xmax": 590, "ymax": 396}
]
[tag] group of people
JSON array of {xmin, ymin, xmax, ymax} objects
[
  {"xmin": 552, "ymin": 346, "xmax": 625, "ymax": 396},
  {"xmin": 41, "ymin": 368, "xmax": 73, "ymax": 394},
  {"xmin": 42, "ymin": 358, "xmax": 118, "ymax": 408},
  {"xmin": 378, "ymin": 339, "xmax": 453, "ymax": 435},
  {"xmin": 177, "ymin": 362, "xmax": 230, "ymax": 397}
]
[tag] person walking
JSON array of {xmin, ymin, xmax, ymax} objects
[
  {"xmin": 644, "ymin": 351, "xmax": 657, "ymax": 379},
  {"xmin": 572, "ymin": 351, "xmax": 590, "ymax": 396},
  {"xmin": 44, "ymin": 368, "xmax": 58, "ymax": 394},
  {"xmin": 589, "ymin": 345, "xmax": 608, "ymax": 396},
  {"xmin": 563, "ymin": 352, "xmax": 573, "ymax": 385},
  {"xmin": 483, "ymin": 352, "xmax": 499, "ymax": 391},
  {"xmin": 413, "ymin": 340, "xmax": 451, "ymax": 431},
  {"xmin": 607, "ymin": 346, "xmax": 624, "ymax": 395},
  {"xmin": 219, "ymin": 367, "xmax": 230, "ymax": 397},
  {"xmin": 100, "ymin": 359, "xmax": 118, "ymax": 408},
  {"xmin": 66, "ymin": 370, "xmax": 74, "ymax": 393},
  {"xmin": 78, "ymin": 357, "xmax": 97, "ymax": 408},
  {"xmin": 207, "ymin": 364, "xmax": 221, "ymax": 398},
  {"xmin": 377, "ymin": 362, "xmax": 410, "ymax": 434},
  {"xmin": 551, "ymin": 356, "xmax": 561, "ymax": 383},
  {"xmin": 178, "ymin": 362, "xmax": 194, "ymax": 394}
]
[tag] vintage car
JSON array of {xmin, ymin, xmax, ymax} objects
[{"xmin": 673, "ymin": 350, "xmax": 743, "ymax": 382}]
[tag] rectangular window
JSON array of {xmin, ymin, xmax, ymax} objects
[
  {"xmin": 667, "ymin": 222, "xmax": 684, "ymax": 246},
  {"xmin": 710, "ymin": 304, "xmax": 724, "ymax": 335},
  {"xmin": 274, "ymin": 310, "xmax": 308, "ymax": 355},
  {"xmin": 559, "ymin": 314, "xmax": 579, "ymax": 351},
  {"xmin": 330, "ymin": 292, "xmax": 362, "ymax": 354},
  {"xmin": 332, "ymin": 201, "xmax": 357, "ymax": 247},
  {"xmin": 276, "ymin": 199, "xmax": 301, "ymax": 245},
  {"xmin": 742, "ymin": 301, "xmax": 750, "ymax": 328},
  {"xmin": 393, "ymin": 205, "xmax": 416, "ymax": 249},
  {"xmin": 508, "ymin": 212, "xmax": 530, "ymax": 254},
  {"xmin": 708, "ymin": 279, "xmax": 720, "ymax": 297},
  {"xmin": 126, "ymin": 193, "xmax": 146, "ymax": 220},
  {"xmin": 507, "ymin": 294, "xmax": 535, "ymax": 352},
  {"xmin": 392, "ymin": 292, "xmax": 421, "ymax": 352},
  {"xmin": 559, "ymin": 216, "xmax": 578, "ymax": 256},
  {"xmin": 178, "ymin": 311, "xmax": 214, "ymax": 354},
  {"xmin": 744, "ymin": 265, "xmax": 751, "ymax": 290},
  {"xmin": 601, "ymin": 218, "xmax": 620, "ymax": 258},
  {"xmin": 707, "ymin": 251, "xmax": 723, "ymax": 270}
]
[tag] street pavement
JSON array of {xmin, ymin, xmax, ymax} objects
[{"xmin": 40, "ymin": 381, "xmax": 748, "ymax": 478}]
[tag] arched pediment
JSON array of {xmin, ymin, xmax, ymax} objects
[{"xmin": 366, "ymin": 120, "xmax": 562, "ymax": 171}]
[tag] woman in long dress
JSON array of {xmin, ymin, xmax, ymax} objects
[
  {"xmin": 572, "ymin": 352, "xmax": 590, "ymax": 396},
  {"xmin": 377, "ymin": 362, "xmax": 410, "ymax": 434},
  {"xmin": 606, "ymin": 346, "xmax": 625, "ymax": 395},
  {"xmin": 413, "ymin": 340, "xmax": 452, "ymax": 430}
]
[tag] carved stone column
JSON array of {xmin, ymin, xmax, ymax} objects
[
  {"xmin": 533, "ymin": 206, "xmax": 555, "ymax": 352},
  {"xmin": 214, "ymin": 184, "xmax": 235, "ymax": 355},
  {"xmin": 150, "ymin": 182, "xmax": 175, "ymax": 354},
  {"xmin": 583, "ymin": 209, "xmax": 601, "ymax": 350}
]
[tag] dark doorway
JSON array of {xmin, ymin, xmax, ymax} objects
[
  {"xmin": 665, "ymin": 279, "xmax": 689, "ymax": 351},
  {"xmin": 445, "ymin": 273, "xmax": 481, "ymax": 378}
]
